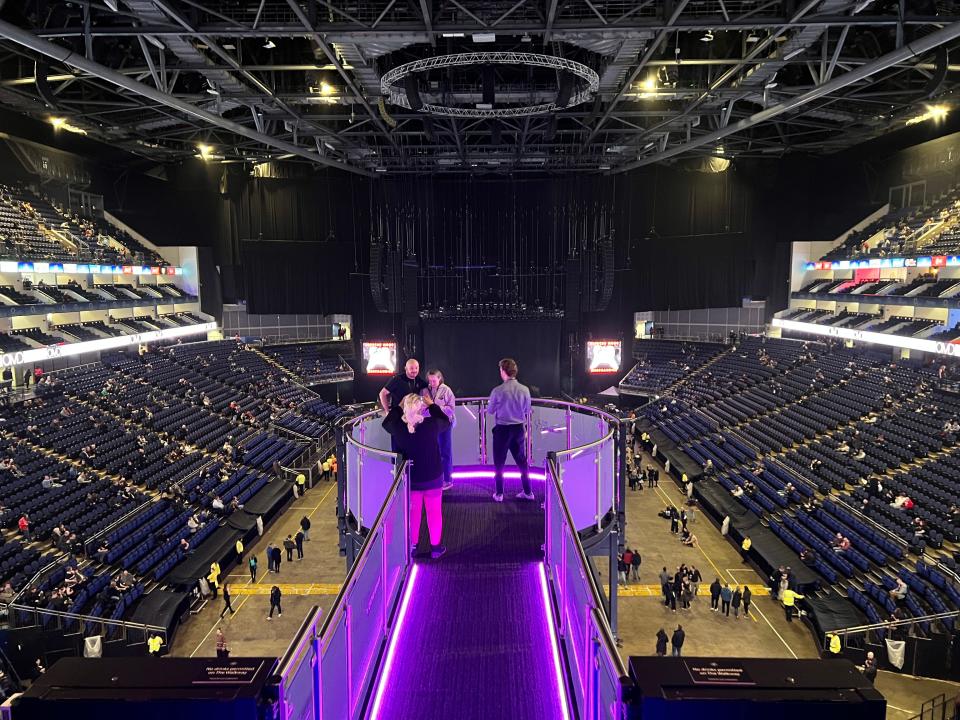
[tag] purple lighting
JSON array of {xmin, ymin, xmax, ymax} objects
[
  {"xmin": 538, "ymin": 563, "xmax": 571, "ymax": 720},
  {"xmin": 368, "ymin": 564, "xmax": 419, "ymax": 720},
  {"xmin": 450, "ymin": 469, "xmax": 548, "ymax": 481}
]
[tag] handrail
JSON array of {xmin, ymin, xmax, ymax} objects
[
  {"xmin": 11, "ymin": 558, "xmax": 63, "ymax": 604},
  {"xmin": 832, "ymin": 495, "xmax": 910, "ymax": 551},
  {"xmin": 83, "ymin": 497, "xmax": 155, "ymax": 554},
  {"xmin": 2, "ymin": 601, "xmax": 168, "ymax": 635},
  {"xmin": 545, "ymin": 454, "xmax": 627, "ymax": 678},
  {"xmin": 830, "ymin": 609, "xmax": 960, "ymax": 637},
  {"xmin": 316, "ymin": 459, "xmax": 407, "ymax": 641}
]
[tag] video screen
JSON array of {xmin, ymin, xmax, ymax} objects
[
  {"xmin": 586, "ymin": 340, "xmax": 622, "ymax": 374},
  {"xmin": 362, "ymin": 341, "xmax": 397, "ymax": 375}
]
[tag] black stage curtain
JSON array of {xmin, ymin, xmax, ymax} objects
[
  {"xmin": 240, "ymin": 240, "xmax": 354, "ymax": 314},
  {"xmin": 422, "ymin": 319, "xmax": 561, "ymax": 397}
]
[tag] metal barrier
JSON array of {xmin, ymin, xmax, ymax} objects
[
  {"xmin": 342, "ymin": 397, "xmax": 619, "ymax": 535},
  {"xmin": 277, "ymin": 459, "xmax": 410, "ymax": 720},
  {"xmin": 1, "ymin": 602, "xmax": 168, "ymax": 647},
  {"xmin": 544, "ymin": 453, "xmax": 628, "ymax": 720}
]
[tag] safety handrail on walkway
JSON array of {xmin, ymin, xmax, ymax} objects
[
  {"xmin": 2, "ymin": 601, "xmax": 168, "ymax": 637},
  {"xmin": 829, "ymin": 609, "xmax": 960, "ymax": 637}
]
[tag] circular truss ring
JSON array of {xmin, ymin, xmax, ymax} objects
[{"xmin": 380, "ymin": 52, "xmax": 600, "ymax": 118}]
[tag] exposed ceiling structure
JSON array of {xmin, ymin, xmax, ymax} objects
[{"xmin": 0, "ymin": 0, "xmax": 959, "ymax": 175}]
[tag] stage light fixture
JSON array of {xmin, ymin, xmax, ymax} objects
[
  {"xmin": 197, "ymin": 143, "xmax": 214, "ymax": 160},
  {"xmin": 906, "ymin": 104, "xmax": 949, "ymax": 126},
  {"xmin": 700, "ymin": 30, "xmax": 714, "ymax": 42},
  {"xmin": 49, "ymin": 117, "xmax": 87, "ymax": 135},
  {"xmin": 263, "ymin": 39, "xmax": 276, "ymax": 49}
]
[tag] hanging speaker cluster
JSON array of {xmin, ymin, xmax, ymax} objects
[{"xmin": 369, "ymin": 243, "xmax": 406, "ymax": 313}]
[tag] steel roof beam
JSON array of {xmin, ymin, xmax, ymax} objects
[{"xmin": 0, "ymin": 18, "xmax": 372, "ymax": 176}]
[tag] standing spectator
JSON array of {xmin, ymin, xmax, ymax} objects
[
  {"xmin": 18, "ymin": 514, "xmax": 30, "ymax": 540},
  {"xmin": 248, "ymin": 554, "xmax": 258, "ymax": 583},
  {"xmin": 669, "ymin": 508, "xmax": 679, "ymax": 535},
  {"xmin": 630, "ymin": 551, "xmax": 642, "ymax": 582},
  {"xmin": 617, "ymin": 556, "xmax": 628, "ymax": 587},
  {"xmin": 265, "ymin": 542, "xmax": 275, "ymax": 572},
  {"xmin": 720, "ymin": 583, "xmax": 733, "ymax": 616},
  {"xmin": 671, "ymin": 625, "xmax": 685, "ymax": 657},
  {"xmin": 295, "ymin": 530, "xmax": 305, "ymax": 560},
  {"xmin": 423, "ymin": 368, "xmax": 456, "ymax": 491},
  {"xmin": 742, "ymin": 586, "xmax": 752, "ymax": 618},
  {"xmin": 147, "ymin": 634, "xmax": 163, "ymax": 657},
  {"xmin": 216, "ymin": 628, "xmax": 229, "ymax": 658},
  {"xmin": 665, "ymin": 581, "xmax": 676, "ymax": 613},
  {"xmin": 272, "ymin": 545, "xmax": 282, "ymax": 575},
  {"xmin": 732, "ymin": 586, "xmax": 743, "ymax": 619},
  {"xmin": 267, "ymin": 585, "xmax": 282, "ymax": 620},
  {"xmin": 219, "ymin": 583, "xmax": 235, "ymax": 618},
  {"xmin": 283, "ymin": 535, "xmax": 295, "ymax": 563},
  {"xmin": 659, "ymin": 567, "xmax": 671, "ymax": 605},
  {"xmin": 862, "ymin": 652, "xmax": 877, "ymax": 684},
  {"xmin": 740, "ymin": 536, "xmax": 752, "ymax": 561},
  {"xmin": 207, "ymin": 563, "xmax": 220, "ymax": 599},
  {"xmin": 710, "ymin": 578, "xmax": 722, "ymax": 611},
  {"xmin": 655, "ymin": 628, "xmax": 668, "ymax": 657},
  {"xmin": 485, "ymin": 358, "xmax": 533, "ymax": 502},
  {"xmin": 300, "ymin": 516, "xmax": 311, "ymax": 541},
  {"xmin": 622, "ymin": 548, "xmax": 634, "ymax": 583},
  {"xmin": 235, "ymin": 538, "xmax": 244, "ymax": 567},
  {"xmin": 689, "ymin": 566, "xmax": 702, "ymax": 599}
]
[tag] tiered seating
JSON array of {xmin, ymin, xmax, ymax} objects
[
  {"xmin": 11, "ymin": 327, "xmax": 63, "ymax": 346},
  {"xmin": 0, "ymin": 285, "xmax": 43, "ymax": 305},
  {"xmin": 619, "ymin": 340, "xmax": 723, "ymax": 392},
  {"xmin": 262, "ymin": 342, "xmax": 354, "ymax": 383}
]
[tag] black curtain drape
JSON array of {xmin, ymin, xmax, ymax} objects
[{"xmin": 240, "ymin": 240, "xmax": 354, "ymax": 314}]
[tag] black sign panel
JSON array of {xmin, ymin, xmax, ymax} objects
[
  {"xmin": 685, "ymin": 660, "xmax": 756, "ymax": 686},
  {"xmin": 192, "ymin": 660, "xmax": 267, "ymax": 685}
]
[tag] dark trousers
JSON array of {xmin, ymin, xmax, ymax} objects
[
  {"xmin": 296, "ymin": 542, "xmax": 303, "ymax": 560},
  {"xmin": 492, "ymin": 423, "xmax": 530, "ymax": 495},
  {"xmin": 711, "ymin": 594, "xmax": 720, "ymax": 610},
  {"xmin": 220, "ymin": 596, "xmax": 234, "ymax": 618},
  {"xmin": 438, "ymin": 428, "xmax": 453, "ymax": 486},
  {"xmin": 269, "ymin": 600, "xmax": 282, "ymax": 618},
  {"xmin": 250, "ymin": 566, "xmax": 257, "ymax": 583},
  {"xmin": 722, "ymin": 600, "xmax": 730, "ymax": 616},
  {"xmin": 784, "ymin": 605, "xmax": 793, "ymax": 622},
  {"xmin": 743, "ymin": 601, "xmax": 750, "ymax": 617},
  {"xmin": 286, "ymin": 548, "xmax": 293, "ymax": 562}
]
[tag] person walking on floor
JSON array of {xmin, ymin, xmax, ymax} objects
[
  {"xmin": 295, "ymin": 530, "xmax": 304, "ymax": 560},
  {"xmin": 215, "ymin": 628, "xmax": 229, "ymax": 659},
  {"xmin": 665, "ymin": 582, "xmax": 676, "ymax": 612},
  {"xmin": 710, "ymin": 578, "xmax": 722, "ymax": 611},
  {"xmin": 219, "ymin": 583, "xmax": 235, "ymax": 618},
  {"xmin": 631, "ymin": 551, "xmax": 642, "ymax": 582},
  {"xmin": 732, "ymin": 586, "xmax": 742, "ymax": 619},
  {"xmin": 622, "ymin": 548, "xmax": 634, "ymax": 584},
  {"xmin": 283, "ymin": 535, "xmax": 295, "ymax": 563},
  {"xmin": 248, "ymin": 554, "xmax": 258, "ymax": 583},
  {"xmin": 272, "ymin": 545, "xmax": 282, "ymax": 575},
  {"xmin": 671, "ymin": 625, "xmax": 685, "ymax": 657},
  {"xmin": 655, "ymin": 628, "xmax": 668, "ymax": 657},
  {"xmin": 300, "ymin": 516, "xmax": 311, "ymax": 541},
  {"xmin": 382, "ymin": 390, "xmax": 452, "ymax": 559},
  {"xmin": 669, "ymin": 508, "xmax": 679, "ymax": 534},
  {"xmin": 742, "ymin": 586, "xmax": 752, "ymax": 618},
  {"xmin": 267, "ymin": 585, "xmax": 282, "ymax": 619},
  {"xmin": 659, "ymin": 567, "xmax": 671, "ymax": 605},
  {"xmin": 720, "ymin": 583, "xmax": 732, "ymax": 616},
  {"xmin": 485, "ymin": 358, "xmax": 533, "ymax": 502}
]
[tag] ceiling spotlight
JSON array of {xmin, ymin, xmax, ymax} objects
[
  {"xmin": 472, "ymin": 33, "xmax": 496, "ymax": 43},
  {"xmin": 320, "ymin": 81, "xmax": 333, "ymax": 96},
  {"xmin": 700, "ymin": 30, "xmax": 714, "ymax": 42},
  {"xmin": 521, "ymin": 33, "xmax": 532, "ymax": 42},
  {"xmin": 50, "ymin": 117, "xmax": 66, "ymax": 129},
  {"xmin": 782, "ymin": 47, "xmax": 805, "ymax": 61},
  {"xmin": 223, "ymin": 43, "xmax": 236, "ymax": 50},
  {"xmin": 906, "ymin": 104, "xmax": 950, "ymax": 126},
  {"xmin": 639, "ymin": 76, "xmax": 657, "ymax": 93},
  {"xmin": 197, "ymin": 143, "xmax": 214, "ymax": 160},
  {"xmin": 441, "ymin": 32, "xmax": 465, "ymax": 38},
  {"xmin": 746, "ymin": 33, "xmax": 760, "ymax": 42},
  {"xmin": 49, "ymin": 116, "xmax": 87, "ymax": 135},
  {"xmin": 263, "ymin": 39, "xmax": 276, "ymax": 49}
]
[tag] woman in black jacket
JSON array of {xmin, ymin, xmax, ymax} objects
[
  {"xmin": 383, "ymin": 392, "xmax": 452, "ymax": 559},
  {"xmin": 655, "ymin": 628, "xmax": 668, "ymax": 656}
]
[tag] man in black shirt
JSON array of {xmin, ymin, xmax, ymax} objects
[{"xmin": 379, "ymin": 358, "xmax": 427, "ymax": 413}]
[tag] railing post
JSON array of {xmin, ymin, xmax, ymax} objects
[{"xmin": 479, "ymin": 400, "xmax": 487, "ymax": 465}]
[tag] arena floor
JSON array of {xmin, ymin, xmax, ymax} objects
[{"xmin": 170, "ymin": 450, "xmax": 958, "ymax": 719}]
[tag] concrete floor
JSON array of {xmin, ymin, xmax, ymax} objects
[
  {"xmin": 169, "ymin": 480, "xmax": 344, "ymax": 658},
  {"xmin": 169, "ymin": 453, "xmax": 959, "ymax": 718}
]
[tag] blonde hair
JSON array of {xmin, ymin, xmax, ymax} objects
[{"xmin": 401, "ymin": 393, "xmax": 425, "ymax": 433}]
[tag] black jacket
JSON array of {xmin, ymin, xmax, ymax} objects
[
  {"xmin": 383, "ymin": 404, "xmax": 452, "ymax": 490},
  {"xmin": 655, "ymin": 630, "xmax": 668, "ymax": 654},
  {"xmin": 710, "ymin": 580, "xmax": 722, "ymax": 598},
  {"xmin": 671, "ymin": 628, "xmax": 685, "ymax": 649},
  {"xmin": 270, "ymin": 587, "xmax": 281, "ymax": 605}
]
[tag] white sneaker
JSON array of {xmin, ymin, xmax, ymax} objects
[
  {"xmin": 492, "ymin": 493, "xmax": 504, "ymax": 503},
  {"xmin": 515, "ymin": 491, "xmax": 535, "ymax": 500}
]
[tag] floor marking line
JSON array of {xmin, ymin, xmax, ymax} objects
[
  {"xmin": 727, "ymin": 568, "xmax": 798, "ymax": 658},
  {"xmin": 189, "ymin": 482, "xmax": 339, "ymax": 657}
]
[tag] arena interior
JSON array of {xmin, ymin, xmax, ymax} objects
[{"xmin": 0, "ymin": 1, "xmax": 959, "ymax": 718}]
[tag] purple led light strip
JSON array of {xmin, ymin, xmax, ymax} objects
[
  {"xmin": 368, "ymin": 564, "xmax": 420, "ymax": 719},
  {"xmin": 450, "ymin": 469, "xmax": 547, "ymax": 481},
  {"xmin": 538, "ymin": 562, "xmax": 571, "ymax": 720}
]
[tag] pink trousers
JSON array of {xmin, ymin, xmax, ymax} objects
[{"xmin": 410, "ymin": 488, "xmax": 443, "ymax": 546}]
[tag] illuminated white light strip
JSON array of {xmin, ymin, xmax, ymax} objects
[
  {"xmin": 369, "ymin": 564, "xmax": 420, "ymax": 720},
  {"xmin": 772, "ymin": 318, "xmax": 960, "ymax": 356},
  {"xmin": 537, "ymin": 562, "xmax": 571, "ymax": 720},
  {"xmin": 0, "ymin": 322, "xmax": 216, "ymax": 368}
]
